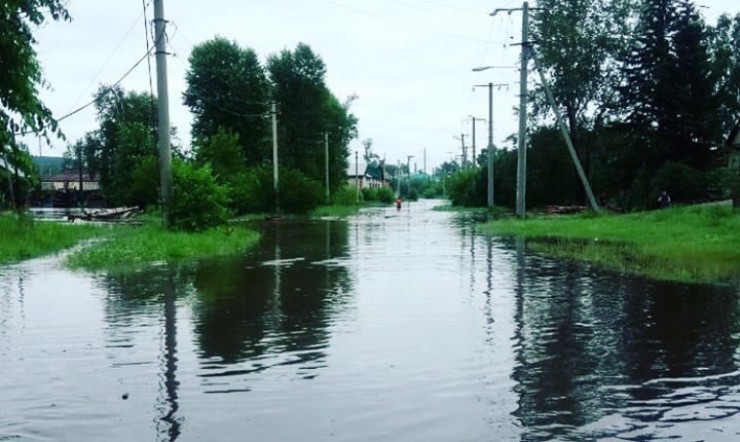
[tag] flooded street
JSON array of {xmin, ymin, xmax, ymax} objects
[{"xmin": 1, "ymin": 200, "xmax": 739, "ymax": 441}]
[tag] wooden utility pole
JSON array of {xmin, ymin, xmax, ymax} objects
[
  {"xmin": 355, "ymin": 151, "xmax": 360, "ymax": 203},
  {"xmin": 153, "ymin": 0, "xmax": 172, "ymax": 222}
]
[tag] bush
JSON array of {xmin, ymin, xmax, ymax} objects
[
  {"xmin": 375, "ymin": 186, "xmax": 395, "ymax": 204},
  {"xmin": 447, "ymin": 169, "xmax": 485, "ymax": 207},
  {"xmin": 229, "ymin": 167, "xmax": 275, "ymax": 214},
  {"xmin": 334, "ymin": 185, "xmax": 359, "ymax": 205},
  {"xmin": 650, "ymin": 161, "xmax": 706, "ymax": 205},
  {"xmin": 169, "ymin": 161, "xmax": 231, "ymax": 231},
  {"xmin": 277, "ymin": 168, "xmax": 324, "ymax": 214},
  {"xmin": 129, "ymin": 156, "xmax": 160, "ymax": 208}
]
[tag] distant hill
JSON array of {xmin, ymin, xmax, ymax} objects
[{"xmin": 32, "ymin": 156, "xmax": 67, "ymax": 177}]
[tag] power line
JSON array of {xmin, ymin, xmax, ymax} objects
[{"xmin": 15, "ymin": 46, "xmax": 156, "ymax": 136}]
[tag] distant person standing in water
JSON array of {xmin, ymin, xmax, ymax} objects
[
  {"xmin": 396, "ymin": 197, "xmax": 402, "ymax": 210},
  {"xmin": 658, "ymin": 191, "xmax": 671, "ymax": 209}
]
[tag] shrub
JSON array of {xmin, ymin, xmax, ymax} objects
[
  {"xmin": 447, "ymin": 169, "xmax": 485, "ymax": 207},
  {"xmin": 650, "ymin": 161, "xmax": 705, "ymax": 205},
  {"xmin": 375, "ymin": 186, "xmax": 395, "ymax": 204},
  {"xmin": 169, "ymin": 161, "xmax": 231, "ymax": 231},
  {"xmin": 229, "ymin": 167, "xmax": 274, "ymax": 214},
  {"xmin": 334, "ymin": 185, "xmax": 358, "ymax": 205},
  {"xmin": 129, "ymin": 156, "xmax": 160, "ymax": 208},
  {"xmin": 278, "ymin": 168, "xmax": 323, "ymax": 214}
]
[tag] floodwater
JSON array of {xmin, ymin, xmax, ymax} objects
[{"xmin": 1, "ymin": 200, "xmax": 739, "ymax": 441}]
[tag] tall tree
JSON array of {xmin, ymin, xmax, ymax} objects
[
  {"xmin": 620, "ymin": 0, "xmax": 719, "ymax": 170},
  {"xmin": 184, "ymin": 37, "xmax": 271, "ymax": 166},
  {"xmin": 267, "ymin": 43, "xmax": 356, "ymax": 190},
  {"xmin": 1, "ymin": 0, "xmax": 69, "ymax": 207}
]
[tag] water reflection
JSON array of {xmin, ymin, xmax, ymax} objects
[
  {"xmin": 190, "ymin": 221, "xmax": 352, "ymax": 374},
  {"xmin": 508, "ymin": 237, "xmax": 740, "ymax": 441}
]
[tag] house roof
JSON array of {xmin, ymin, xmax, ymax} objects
[{"xmin": 42, "ymin": 171, "xmax": 98, "ymax": 182}]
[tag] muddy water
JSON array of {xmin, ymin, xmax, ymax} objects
[{"xmin": 1, "ymin": 200, "xmax": 739, "ymax": 441}]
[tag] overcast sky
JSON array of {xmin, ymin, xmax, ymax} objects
[{"xmin": 25, "ymin": 0, "xmax": 740, "ymax": 170}]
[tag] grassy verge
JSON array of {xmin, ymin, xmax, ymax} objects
[
  {"xmin": 311, "ymin": 204, "xmax": 362, "ymax": 217},
  {"xmin": 482, "ymin": 205, "xmax": 740, "ymax": 284},
  {"xmin": 0, "ymin": 212, "xmax": 101, "ymax": 265},
  {"xmin": 433, "ymin": 204, "xmax": 512, "ymax": 216},
  {"xmin": 67, "ymin": 225, "xmax": 260, "ymax": 271}
]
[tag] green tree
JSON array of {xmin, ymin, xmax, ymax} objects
[
  {"xmin": 267, "ymin": 43, "xmax": 357, "ymax": 193},
  {"xmin": 1, "ymin": 0, "xmax": 69, "ymax": 207},
  {"xmin": 184, "ymin": 37, "xmax": 271, "ymax": 166}
]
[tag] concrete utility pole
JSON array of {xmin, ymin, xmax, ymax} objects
[
  {"xmin": 459, "ymin": 134, "xmax": 467, "ymax": 168},
  {"xmin": 492, "ymin": 1, "xmax": 534, "ymax": 218},
  {"xmin": 532, "ymin": 50, "xmax": 600, "ymax": 212},
  {"xmin": 324, "ymin": 132, "xmax": 330, "ymax": 204},
  {"xmin": 153, "ymin": 0, "xmax": 172, "ymax": 221},
  {"xmin": 423, "ymin": 148, "xmax": 427, "ymax": 176},
  {"xmin": 272, "ymin": 102, "xmax": 279, "ymax": 212},
  {"xmin": 468, "ymin": 115, "xmax": 486, "ymax": 169},
  {"xmin": 355, "ymin": 151, "xmax": 360, "ymax": 203},
  {"xmin": 473, "ymin": 82, "xmax": 507, "ymax": 208}
]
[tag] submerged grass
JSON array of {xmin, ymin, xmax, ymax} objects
[
  {"xmin": 67, "ymin": 225, "xmax": 260, "ymax": 271},
  {"xmin": 0, "ymin": 212, "xmax": 101, "ymax": 265},
  {"xmin": 311, "ymin": 204, "xmax": 362, "ymax": 218},
  {"xmin": 482, "ymin": 205, "xmax": 740, "ymax": 284}
]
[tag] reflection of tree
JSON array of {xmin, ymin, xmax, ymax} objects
[
  {"xmin": 509, "ymin": 238, "xmax": 740, "ymax": 441},
  {"xmin": 192, "ymin": 220, "xmax": 352, "ymax": 370}
]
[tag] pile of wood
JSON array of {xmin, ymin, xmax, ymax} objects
[
  {"xmin": 68, "ymin": 206, "xmax": 140, "ymax": 222},
  {"xmin": 543, "ymin": 205, "xmax": 587, "ymax": 215}
]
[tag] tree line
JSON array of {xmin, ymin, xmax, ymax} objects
[
  {"xmin": 448, "ymin": 0, "xmax": 740, "ymax": 210},
  {"xmin": 1, "ymin": 0, "xmax": 359, "ymax": 229}
]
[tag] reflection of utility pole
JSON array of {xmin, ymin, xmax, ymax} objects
[
  {"xmin": 153, "ymin": 0, "xmax": 172, "ymax": 222},
  {"xmin": 492, "ymin": 2, "xmax": 535, "ymax": 217},
  {"xmin": 157, "ymin": 269, "xmax": 181, "ymax": 441}
]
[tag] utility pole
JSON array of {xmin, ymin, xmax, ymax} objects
[
  {"xmin": 457, "ymin": 134, "xmax": 467, "ymax": 169},
  {"xmin": 492, "ymin": 1, "xmax": 535, "ymax": 218},
  {"xmin": 324, "ymin": 132, "xmax": 330, "ymax": 204},
  {"xmin": 77, "ymin": 144, "xmax": 83, "ymax": 205},
  {"xmin": 423, "ymin": 148, "xmax": 427, "ymax": 176},
  {"xmin": 474, "ymin": 83, "xmax": 507, "ymax": 208},
  {"xmin": 468, "ymin": 116, "xmax": 486, "ymax": 168},
  {"xmin": 153, "ymin": 0, "xmax": 172, "ymax": 222},
  {"xmin": 272, "ymin": 102, "xmax": 279, "ymax": 212},
  {"xmin": 355, "ymin": 151, "xmax": 359, "ymax": 203},
  {"xmin": 532, "ymin": 50, "xmax": 600, "ymax": 212}
]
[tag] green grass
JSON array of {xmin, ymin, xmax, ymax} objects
[
  {"xmin": 0, "ymin": 212, "xmax": 101, "ymax": 265},
  {"xmin": 67, "ymin": 225, "xmax": 260, "ymax": 271},
  {"xmin": 482, "ymin": 205, "xmax": 740, "ymax": 284},
  {"xmin": 433, "ymin": 204, "xmax": 512, "ymax": 217}
]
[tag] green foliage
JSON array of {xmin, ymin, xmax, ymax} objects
[
  {"xmin": 447, "ymin": 169, "xmax": 485, "ymax": 207},
  {"xmin": 129, "ymin": 156, "xmax": 160, "ymax": 208},
  {"xmin": 650, "ymin": 161, "xmax": 706, "ymax": 205},
  {"xmin": 229, "ymin": 166, "xmax": 275, "ymax": 214},
  {"xmin": 67, "ymin": 225, "xmax": 260, "ymax": 271},
  {"xmin": 169, "ymin": 161, "xmax": 231, "ymax": 231},
  {"xmin": 184, "ymin": 37, "xmax": 270, "ymax": 166},
  {"xmin": 311, "ymin": 205, "xmax": 360, "ymax": 217},
  {"xmin": 360, "ymin": 186, "xmax": 395, "ymax": 204},
  {"xmin": 0, "ymin": 211, "xmax": 100, "ymax": 265},
  {"xmin": 483, "ymin": 204, "xmax": 740, "ymax": 284},
  {"xmin": 1, "ymin": 0, "xmax": 69, "ymax": 148},
  {"xmin": 333, "ymin": 185, "xmax": 358, "ymax": 205},
  {"xmin": 277, "ymin": 168, "xmax": 324, "ymax": 214},
  {"xmin": 267, "ymin": 43, "xmax": 356, "ymax": 190}
]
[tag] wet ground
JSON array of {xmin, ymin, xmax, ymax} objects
[{"xmin": 1, "ymin": 200, "xmax": 739, "ymax": 441}]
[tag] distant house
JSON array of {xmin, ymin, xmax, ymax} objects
[
  {"xmin": 40, "ymin": 171, "xmax": 100, "ymax": 192},
  {"xmin": 346, "ymin": 160, "xmax": 390, "ymax": 190}
]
